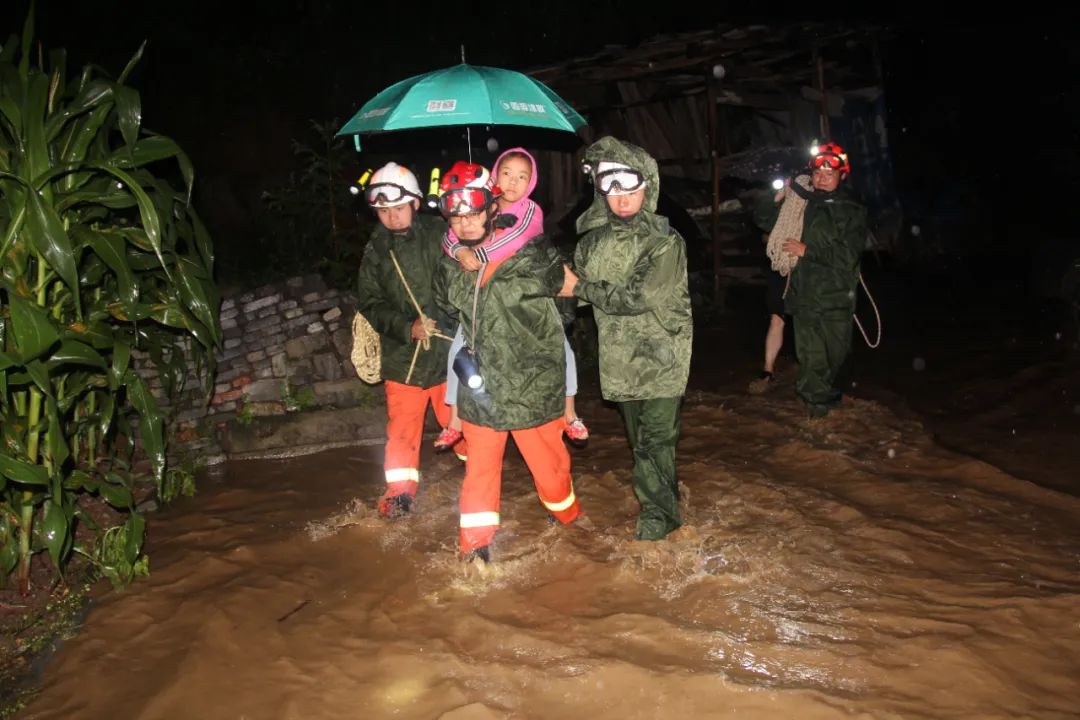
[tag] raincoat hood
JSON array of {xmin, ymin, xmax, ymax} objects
[
  {"xmin": 576, "ymin": 136, "xmax": 663, "ymax": 235},
  {"xmin": 493, "ymin": 146, "xmax": 539, "ymax": 218}
]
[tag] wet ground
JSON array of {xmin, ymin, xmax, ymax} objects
[{"xmin": 16, "ymin": 267, "xmax": 1080, "ymax": 719}]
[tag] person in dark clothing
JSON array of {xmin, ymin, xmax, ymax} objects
[{"xmin": 753, "ymin": 141, "xmax": 867, "ymax": 418}]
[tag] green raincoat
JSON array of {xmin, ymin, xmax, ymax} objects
[
  {"xmin": 355, "ymin": 213, "xmax": 451, "ymax": 387},
  {"xmin": 573, "ymin": 136, "xmax": 693, "ymax": 540},
  {"xmin": 754, "ymin": 184, "xmax": 867, "ymax": 414},
  {"xmin": 434, "ymin": 237, "xmax": 569, "ymax": 431},
  {"xmin": 573, "ymin": 137, "xmax": 693, "ymax": 402}
]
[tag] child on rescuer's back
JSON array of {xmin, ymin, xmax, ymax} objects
[{"xmin": 433, "ymin": 148, "xmax": 589, "ymax": 452}]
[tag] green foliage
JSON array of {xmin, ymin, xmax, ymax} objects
[
  {"xmin": 222, "ymin": 118, "xmax": 368, "ymax": 289},
  {"xmin": 234, "ymin": 395, "xmax": 255, "ymax": 425},
  {"xmin": 0, "ymin": 10, "xmax": 218, "ymax": 593},
  {"xmin": 158, "ymin": 464, "xmax": 197, "ymax": 504},
  {"xmin": 280, "ymin": 380, "xmax": 316, "ymax": 412}
]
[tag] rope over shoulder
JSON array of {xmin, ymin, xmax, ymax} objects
[
  {"xmin": 351, "ymin": 248, "xmax": 452, "ymax": 385},
  {"xmin": 764, "ymin": 175, "xmax": 882, "ymax": 349},
  {"xmin": 766, "ymin": 175, "xmax": 812, "ymax": 277}
]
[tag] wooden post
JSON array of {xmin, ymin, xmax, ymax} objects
[
  {"xmin": 870, "ymin": 32, "xmax": 884, "ymax": 86},
  {"xmin": 814, "ymin": 48, "xmax": 831, "ymax": 139},
  {"xmin": 706, "ymin": 68, "xmax": 722, "ymax": 305}
]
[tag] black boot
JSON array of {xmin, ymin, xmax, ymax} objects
[
  {"xmin": 379, "ymin": 494, "xmax": 412, "ymax": 518},
  {"xmin": 464, "ymin": 545, "xmax": 490, "ymax": 564}
]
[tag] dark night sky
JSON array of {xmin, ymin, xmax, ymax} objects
[{"xmin": 12, "ymin": 3, "xmax": 1080, "ymax": 244}]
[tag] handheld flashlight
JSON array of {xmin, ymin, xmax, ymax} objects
[
  {"xmin": 426, "ymin": 167, "xmax": 442, "ymax": 210},
  {"xmin": 352, "ymin": 168, "xmax": 373, "ymax": 196},
  {"xmin": 453, "ymin": 347, "xmax": 484, "ymax": 390}
]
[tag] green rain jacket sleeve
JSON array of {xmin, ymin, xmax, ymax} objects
[
  {"xmin": 802, "ymin": 204, "xmax": 867, "ymax": 270},
  {"xmin": 355, "ymin": 243, "xmax": 414, "ymax": 345},
  {"xmin": 525, "ymin": 240, "xmax": 576, "ymax": 327},
  {"xmin": 555, "ymin": 295, "xmax": 577, "ymax": 329},
  {"xmin": 514, "ymin": 240, "xmax": 565, "ymax": 300},
  {"xmin": 574, "ymin": 233, "xmax": 684, "ymax": 318},
  {"xmin": 430, "ymin": 257, "xmax": 459, "ymax": 331}
]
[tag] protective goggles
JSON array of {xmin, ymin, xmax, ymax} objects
[
  {"xmin": 594, "ymin": 167, "xmax": 646, "ymax": 196},
  {"xmin": 366, "ymin": 183, "xmax": 419, "ymax": 207},
  {"xmin": 438, "ymin": 187, "xmax": 495, "ymax": 217},
  {"xmin": 810, "ymin": 153, "xmax": 846, "ymax": 171}
]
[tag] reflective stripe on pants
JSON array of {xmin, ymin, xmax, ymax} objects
[
  {"xmin": 383, "ymin": 380, "xmax": 451, "ymax": 499},
  {"xmin": 458, "ymin": 417, "xmax": 580, "ymax": 551}
]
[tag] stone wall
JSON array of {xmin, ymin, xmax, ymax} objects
[{"xmin": 142, "ymin": 274, "xmax": 385, "ymax": 464}]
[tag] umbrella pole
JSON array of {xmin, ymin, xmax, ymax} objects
[{"xmin": 460, "ymin": 44, "xmax": 472, "ymax": 164}]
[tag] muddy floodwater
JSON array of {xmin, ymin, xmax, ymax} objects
[{"xmin": 18, "ymin": 383, "xmax": 1080, "ymax": 720}]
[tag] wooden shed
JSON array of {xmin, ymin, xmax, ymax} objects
[{"xmin": 524, "ymin": 23, "xmax": 899, "ymax": 297}]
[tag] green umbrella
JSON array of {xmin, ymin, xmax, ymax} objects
[{"xmin": 337, "ymin": 63, "xmax": 586, "ymax": 150}]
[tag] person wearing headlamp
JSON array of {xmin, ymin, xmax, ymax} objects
[
  {"xmin": 753, "ymin": 140, "xmax": 867, "ymax": 419},
  {"xmin": 433, "ymin": 161, "xmax": 587, "ymax": 565},
  {"xmin": 355, "ymin": 162, "xmax": 463, "ymax": 518}
]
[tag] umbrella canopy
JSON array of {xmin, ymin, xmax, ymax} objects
[
  {"xmin": 337, "ymin": 63, "xmax": 586, "ymax": 148},
  {"xmin": 716, "ymin": 145, "xmax": 810, "ymax": 183}
]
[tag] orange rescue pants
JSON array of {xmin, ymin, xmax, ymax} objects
[
  {"xmin": 383, "ymin": 380, "xmax": 462, "ymax": 502},
  {"xmin": 458, "ymin": 417, "xmax": 580, "ymax": 551}
]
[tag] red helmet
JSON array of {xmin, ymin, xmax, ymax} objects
[
  {"xmin": 809, "ymin": 141, "xmax": 851, "ymax": 175},
  {"xmin": 438, "ymin": 161, "xmax": 501, "ymax": 217}
]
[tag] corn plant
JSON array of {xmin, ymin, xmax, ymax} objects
[{"xmin": 0, "ymin": 10, "xmax": 220, "ymax": 593}]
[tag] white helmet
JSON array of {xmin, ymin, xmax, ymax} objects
[{"xmin": 366, "ymin": 162, "xmax": 422, "ymax": 208}]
